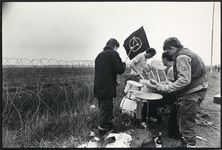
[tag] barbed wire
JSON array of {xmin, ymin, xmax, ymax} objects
[
  {"xmin": 2, "ymin": 58, "xmax": 95, "ymax": 85},
  {"xmin": 2, "ymin": 58, "xmax": 98, "ymax": 128},
  {"xmin": 2, "ymin": 57, "xmax": 95, "ymax": 68},
  {"xmin": 1, "ymin": 57, "xmax": 218, "ymax": 131}
]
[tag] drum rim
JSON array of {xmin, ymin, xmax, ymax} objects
[
  {"xmin": 135, "ymin": 92, "xmax": 163, "ymax": 100},
  {"xmin": 128, "ymin": 89, "xmax": 142, "ymax": 93},
  {"xmin": 127, "ymin": 80, "xmax": 143, "ymax": 87}
]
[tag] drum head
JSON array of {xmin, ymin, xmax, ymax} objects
[
  {"xmin": 135, "ymin": 92, "xmax": 163, "ymax": 100},
  {"xmin": 127, "ymin": 80, "xmax": 143, "ymax": 87},
  {"xmin": 151, "ymin": 60, "xmax": 166, "ymax": 70},
  {"xmin": 120, "ymin": 96, "xmax": 137, "ymax": 117}
]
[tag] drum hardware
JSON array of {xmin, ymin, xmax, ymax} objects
[
  {"xmin": 126, "ymin": 89, "xmax": 143, "ymax": 100},
  {"xmin": 122, "ymin": 80, "xmax": 163, "ymax": 129},
  {"xmin": 126, "ymin": 89, "xmax": 135, "ymax": 100},
  {"xmin": 135, "ymin": 92, "xmax": 163, "ymax": 130}
]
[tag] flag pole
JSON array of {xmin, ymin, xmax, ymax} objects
[
  {"xmin": 210, "ymin": 2, "xmax": 215, "ymax": 75},
  {"xmin": 125, "ymin": 48, "xmax": 133, "ymax": 62}
]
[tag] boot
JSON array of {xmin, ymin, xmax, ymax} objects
[
  {"xmin": 98, "ymin": 129, "xmax": 106, "ymax": 137},
  {"xmin": 173, "ymin": 135, "xmax": 196, "ymax": 148}
]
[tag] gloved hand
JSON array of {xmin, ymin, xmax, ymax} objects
[{"xmin": 156, "ymin": 83, "xmax": 166, "ymax": 92}]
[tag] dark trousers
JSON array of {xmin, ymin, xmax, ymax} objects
[
  {"xmin": 178, "ymin": 100, "xmax": 199, "ymax": 146},
  {"xmin": 98, "ymin": 98, "xmax": 114, "ymax": 129},
  {"xmin": 168, "ymin": 104, "xmax": 180, "ymax": 139},
  {"xmin": 178, "ymin": 88, "xmax": 207, "ymax": 146}
]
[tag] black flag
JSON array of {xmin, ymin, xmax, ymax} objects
[{"xmin": 123, "ymin": 26, "xmax": 150, "ymax": 60}]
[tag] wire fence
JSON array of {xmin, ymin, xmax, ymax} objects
[
  {"xmin": 2, "ymin": 58, "xmax": 99, "ymax": 129},
  {"xmin": 2, "ymin": 57, "xmax": 95, "ymax": 68},
  {"xmin": 2, "ymin": 57, "xmax": 215, "ymax": 90},
  {"xmin": 1, "ymin": 57, "xmax": 215, "ymax": 130},
  {"xmin": 2, "ymin": 58, "xmax": 96, "ymax": 89}
]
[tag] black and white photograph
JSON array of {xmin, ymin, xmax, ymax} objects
[{"xmin": 2, "ymin": 1, "xmax": 221, "ymax": 148}]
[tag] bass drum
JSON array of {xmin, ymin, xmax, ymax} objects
[{"xmin": 119, "ymin": 96, "xmax": 137, "ymax": 117}]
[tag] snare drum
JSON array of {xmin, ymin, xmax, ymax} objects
[
  {"xmin": 124, "ymin": 80, "xmax": 143, "ymax": 93},
  {"xmin": 120, "ymin": 96, "xmax": 137, "ymax": 117}
]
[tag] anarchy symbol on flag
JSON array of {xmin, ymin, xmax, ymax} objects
[
  {"xmin": 123, "ymin": 26, "xmax": 149, "ymax": 60},
  {"xmin": 129, "ymin": 36, "xmax": 142, "ymax": 52}
]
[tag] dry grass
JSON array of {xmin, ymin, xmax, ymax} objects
[{"xmin": 2, "ymin": 67, "xmax": 221, "ymax": 148}]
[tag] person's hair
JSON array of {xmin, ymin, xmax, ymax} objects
[
  {"xmin": 162, "ymin": 51, "xmax": 173, "ymax": 62},
  {"xmin": 146, "ymin": 47, "xmax": 156, "ymax": 56},
  {"xmin": 163, "ymin": 37, "xmax": 183, "ymax": 51},
  {"xmin": 103, "ymin": 38, "xmax": 119, "ymax": 50}
]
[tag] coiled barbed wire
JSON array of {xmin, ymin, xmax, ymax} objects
[
  {"xmin": 2, "ymin": 58, "xmax": 97, "ymax": 128},
  {"xmin": 2, "ymin": 58, "xmax": 95, "ymax": 88}
]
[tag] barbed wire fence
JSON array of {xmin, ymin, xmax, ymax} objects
[
  {"xmin": 2, "ymin": 58, "xmax": 99, "ymax": 130},
  {"xmin": 3, "ymin": 57, "xmax": 95, "ymax": 86},
  {"xmin": 2, "ymin": 57, "xmax": 214, "ymax": 128}
]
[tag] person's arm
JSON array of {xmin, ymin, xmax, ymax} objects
[
  {"xmin": 144, "ymin": 63, "xmax": 151, "ymax": 73},
  {"xmin": 157, "ymin": 55, "xmax": 192, "ymax": 93},
  {"xmin": 129, "ymin": 55, "xmax": 141, "ymax": 74},
  {"xmin": 166, "ymin": 66, "xmax": 174, "ymax": 82},
  {"xmin": 112, "ymin": 51, "xmax": 126, "ymax": 75},
  {"xmin": 130, "ymin": 60, "xmax": 136, "ymax": 72}
]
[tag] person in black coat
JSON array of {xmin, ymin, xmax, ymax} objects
[{"xmin": 94, "ymin": 38, "xmax": 126, "ymax": 137}]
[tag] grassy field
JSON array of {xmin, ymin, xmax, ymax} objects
[{"xmin": 2, "ymin": 66, "xmax": 221, "ymax": 148}]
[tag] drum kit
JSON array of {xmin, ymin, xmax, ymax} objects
[
  {"xmin": 119, "ymin": 60, "xmax": 165, "ymax": 129},
  {"xmin": 120, "ymin": 79, "xmax": 163, "ymax": 128}
]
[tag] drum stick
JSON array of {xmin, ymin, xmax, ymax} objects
[
  {"xmin": 156, "ymin": 68, "xmax": 160, "ymax": 82},
  {"xmin": 150, "ymin": 70, "xmax": 157, "ymax": 82},
  {"xmin": 143, "ymin": 70, "xmax": 150, "ymax": 79},
  {"xmin": 140, "ymin": 74, "xmax": 144, "ymax": 79},
  {"xmin": 163, "ymin": 70, "xmax": 168, "ymax": 84}
]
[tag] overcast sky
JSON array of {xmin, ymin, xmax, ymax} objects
[{"xmin": 2, "ymin": 2, "xmax": 221, "ymax": 66}]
